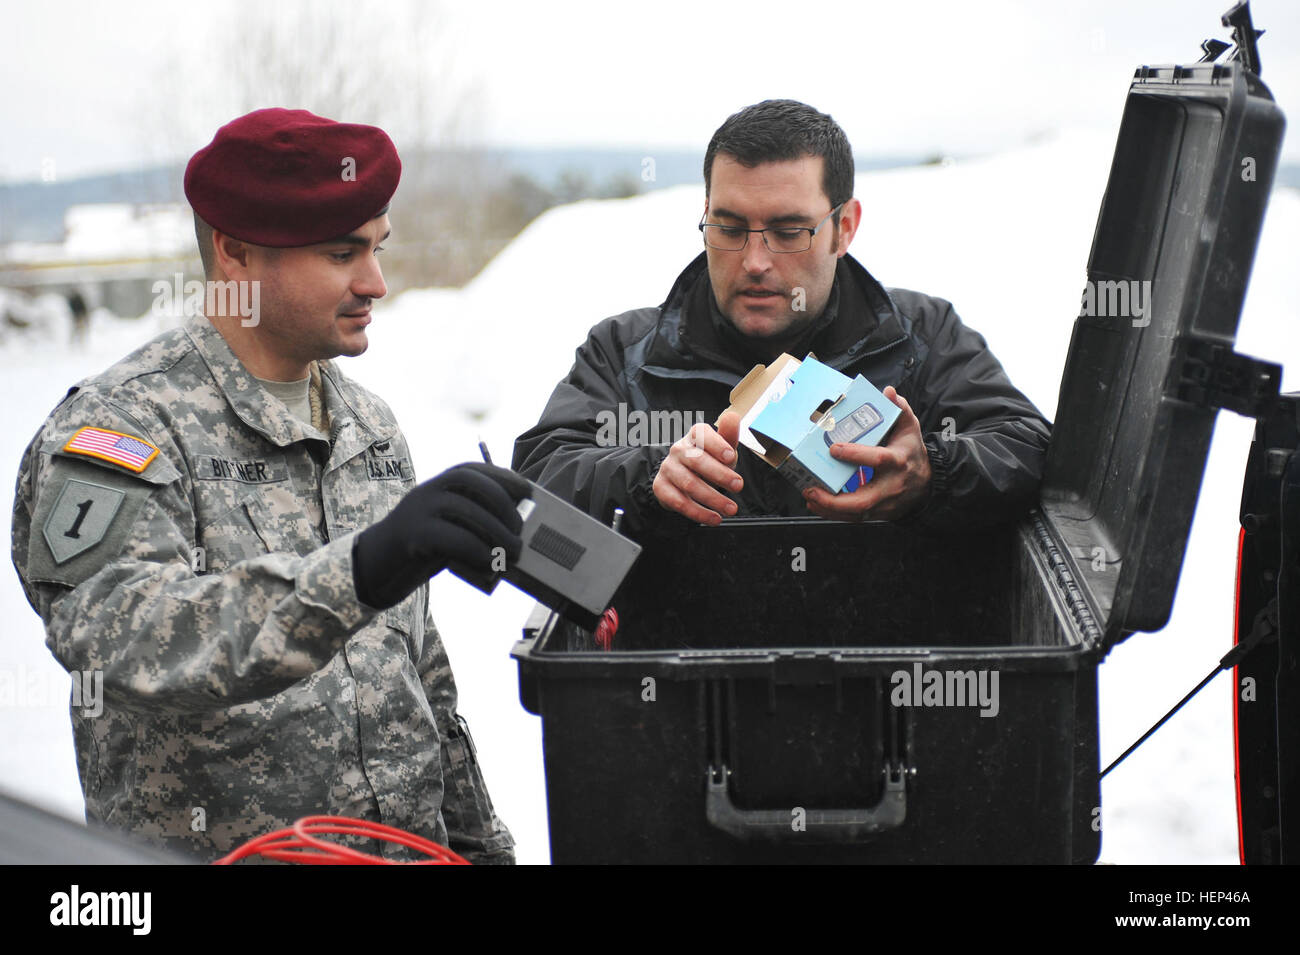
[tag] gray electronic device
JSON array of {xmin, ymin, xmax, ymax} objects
[{"xmin": 455, "ymin": 479, "xmax": 642, "ymax": 628}]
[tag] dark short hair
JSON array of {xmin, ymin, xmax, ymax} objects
[{"xmin": 703, "ymin": 99, "xmax": 854, "ymax": 212}]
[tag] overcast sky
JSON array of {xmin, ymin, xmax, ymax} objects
[{"xmin": 2, "ymin": 0, "xmax": 1297, "ymax": 184}]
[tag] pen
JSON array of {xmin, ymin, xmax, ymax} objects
[{"xmin": 478, "ymin": 439, "xmax": 493, "ymax": 465}]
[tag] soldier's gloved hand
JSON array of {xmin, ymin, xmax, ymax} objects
[{"xmin": 352, "ymin": 462, "xmax": 532, "ymax": 610}]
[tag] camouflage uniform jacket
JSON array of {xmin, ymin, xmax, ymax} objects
[{"xmin": 10, "ymin": 314, "xmax": 514, "ymax": 863}]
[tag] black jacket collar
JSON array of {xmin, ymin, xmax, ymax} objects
[{"xmin": 645, "ymin": 252, "xmax": 908, "ymax": 376}]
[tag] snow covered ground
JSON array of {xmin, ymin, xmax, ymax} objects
[{"xmin": 2, "ymin": 129, "xmax": 1298, "ymax": 864}]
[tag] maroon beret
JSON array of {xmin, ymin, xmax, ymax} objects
[{"xmin": 184, "ymin": 108, "xmax": 400, "ymax": 247}]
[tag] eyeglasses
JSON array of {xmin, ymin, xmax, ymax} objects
[{"xmin": 698, "ymin": 202, "xmax": 846, "ymax": 253}]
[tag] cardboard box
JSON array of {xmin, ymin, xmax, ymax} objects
[{"xmin": 725, "ymin": 353, "xmax": 901, "ymax": 493}]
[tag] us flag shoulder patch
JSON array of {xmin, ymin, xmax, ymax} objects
[{"xmin": 62, "ymin": 427, "xmax": 160, "ymax": 474}]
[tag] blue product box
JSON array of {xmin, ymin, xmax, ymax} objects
[{"xmin": 726, "ymin": 354, "xmax": 900, "ymax": 494}]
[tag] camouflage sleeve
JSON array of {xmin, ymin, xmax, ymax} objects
[
  {"xmin": 416, "ymin": 605, "xmax": 516, "ymax": 864},
  {"xmin": 11, "ymin": 390, "xmax": 377, "ymax": 716}
]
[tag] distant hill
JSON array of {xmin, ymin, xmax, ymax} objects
[
  {"xmin": 0, "ymin": 148, "xmax": 926, "ymax": 245},
  {"xmin": 5, "ymin": 146, "xmax": 1298, "ymax": 247},
  {"xmin": 0, "ymin": 166, "xmax": 184, "ymax": 244}
]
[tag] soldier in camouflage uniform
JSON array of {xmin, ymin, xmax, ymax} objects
[{"xmin": 10, "ymin": 109, "xmax": 526, "ymax": 863}]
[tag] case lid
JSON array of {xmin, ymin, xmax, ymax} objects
[{"xmin": 1041, "ymin": 59, "xmax": 1284, "ymax": 650}]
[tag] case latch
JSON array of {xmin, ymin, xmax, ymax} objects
[{"xmin": 1174, "ymin": 337, "xmax": 1281, "ymax": 418}]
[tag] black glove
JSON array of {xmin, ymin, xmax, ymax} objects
[{"xmin": 352, "ymin": 462, "xmax": 532, "ymax": 610}]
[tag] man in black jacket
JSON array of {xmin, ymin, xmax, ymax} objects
[{"xmin": 513, "ymin": 100, "xmax": 1050, "ymax": 537}]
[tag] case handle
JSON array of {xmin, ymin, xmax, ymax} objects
[{"xmin": 705, "ymin": 764, "xmax": 907, "ymax": 844}]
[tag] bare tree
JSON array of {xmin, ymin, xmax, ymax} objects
[{"xmin": 138, "ymin": 0, "xmax": 500, "ymax": 288}]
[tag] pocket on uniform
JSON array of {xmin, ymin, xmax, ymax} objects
[
  {"xmin": 382, "ymin": 603, "xmax": 421, "ymax": 661},
  {"xmin": 441, "ymin": 715, "xmax": 515, "ymax": 864},
  {"xmin": 197, "ymin": 493, "xmax": 270, "ymax": 573},
  {"xmin": 197, "ymin": 486, "xmax": 319, "ymax": 573}
]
